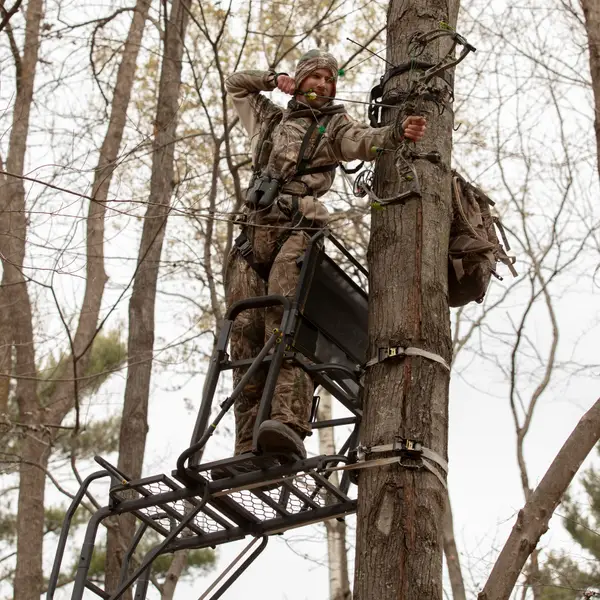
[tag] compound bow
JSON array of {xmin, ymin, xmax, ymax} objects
[{"xmin": 354, "ymin": 24, "xmax": 476, "ymax": 207}]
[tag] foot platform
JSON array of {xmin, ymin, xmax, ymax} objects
[
  {"xmin": 48, "ymin": 232, "xmax": 367, "ymax": 599},
  {"xmin": 48, "ymin": 453, "xmax": 356, "ymax": 600}
]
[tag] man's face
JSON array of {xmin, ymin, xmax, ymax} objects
[{"xmin": 298, "ymin": 68, "xmax": 335, "ymax": 108}]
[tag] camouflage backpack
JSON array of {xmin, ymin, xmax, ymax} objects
[{"xmin": 448, "ymin": 171, "xmax": 517, "ymax": 307}]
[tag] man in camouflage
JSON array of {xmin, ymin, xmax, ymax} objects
[{"xmin": 217, "ymin": 49, "xmax": 426, "ymax": 476}]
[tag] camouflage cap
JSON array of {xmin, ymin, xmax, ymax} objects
[{"xmin": 294, "ymin": 49, "xmax": 339, "ymax": 98}]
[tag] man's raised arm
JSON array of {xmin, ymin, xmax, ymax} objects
[{"xmin": 225, "ymin": 70, "xmax": 283, "ymax": 140}]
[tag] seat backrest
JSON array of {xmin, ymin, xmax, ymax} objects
[{"xmin": 292, "ymin": 236, "xmax": 368, "ymax": 394}]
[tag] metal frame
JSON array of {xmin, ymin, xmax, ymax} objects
[{"xmin": 47, "ymin": 231, "xmax": 369, "ymax": 600}]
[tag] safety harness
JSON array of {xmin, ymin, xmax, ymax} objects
[{"xmin": 235, "ymin": 105, "xmax": 340, "ymax": 281}]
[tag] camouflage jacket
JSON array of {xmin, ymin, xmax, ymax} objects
[{"xmin": 225, "ymin": 69, "xmax": 397, "ymax": 223}]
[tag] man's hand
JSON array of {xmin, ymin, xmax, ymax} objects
[
  {"xmin": 402, "ymin": 115, "xmax": 427, "ymax": 142},
  {"xmin": 276, "ymin": 74, "xmax": 296, "ymax": 95}
]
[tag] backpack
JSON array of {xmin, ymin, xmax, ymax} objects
[{"xmin": 448, "ymin": 170, "xmax": 517, "ymax": 307}]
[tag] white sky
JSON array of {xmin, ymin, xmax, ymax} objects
[{"xmin": 2, "ymin": 0, "xmax": 599, "ymax": 599}]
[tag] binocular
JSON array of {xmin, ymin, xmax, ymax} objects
[{"xmin": 246, "ymin": 175, "xmax": 280, "ymax": 210}]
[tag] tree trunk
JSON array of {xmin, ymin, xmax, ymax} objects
[
  {"xmin": 161, "ymin": 550, "xmax": 189, "ymax": 600},
  {"xmin": 0, "ymin": 286, "xmax": 11, "ymax": 416},
  {"xmin": 0, "ymin": 0, "xmax": 150, "ymax": 596},
  {"xmin": 353, "ymin": 1, "xmax": 457, "ymax": 598},
  {"xmin": 105, "ymin": 0, "xmax": 190, "ymax": 592},
  {"xmin": 478, "ymin": 397, "xmax": 600, "ymax": 600},
  {"xmin": 318, "ymin": 394, "xmax": 352, "ymax": 600},
  {"xmin": 0, "ymin": 1, "xmax": 44, "ymax": 597},
  {"xmin": 581, "ymin": 0, "xmax": 600, "ymax": 181},
  {"xmin": 443, "ymin": 495, "xmax": 466, "ymax": 600},
  {"xmin": 47, "ymin": 0, "xmax": 152, "ymax": 425}
]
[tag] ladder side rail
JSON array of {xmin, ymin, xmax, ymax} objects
[
  {"xmin": 188, "ymin": 320, "xmax": 233, "ymax": 466},
  {"xmin": 117, "ymin": 520, "xmax": 150, "ymax": 588},
  {"xmin": 46, "ymin": 470, "xmax": 109, "ymax": 600},
  {"xmin": 71, "ymin": 506, "xmax": 113, "ymax": 600},
  {"xmin": 200, "ymin": 535, "xmax": 269, "ymax": 600}
]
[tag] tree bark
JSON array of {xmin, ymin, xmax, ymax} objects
[
  {"xmin": 0, "ymin": 1, "xmax": 44, "ymax": 597},
  {"xmin": 0, "ymin": 286, "xmax": 11, "ymax": 416},
  {"xmin": 105, "ymin": 0, "xmax": 190, "ymax": 592},
  {"xmin": 318, "ymin": 394, "xmax": 352, "ymax": 600},
  {"xmin": 443, "ymin": 495, "xmax": 466, "ymax": 600},
  {"xmin": 478, "ymin": 398, "xmax": 600, "ymax": 600},
  {"xmin": 353, "ymin": 1, "xmax": 457, "ymax": 598},
  {"xmin": 581, "ymin": 0, "xmax": 600, "ymax": 181},
  {"xmin": 161, "ymin": 550, "xmax": 189, "ymax": 600}
]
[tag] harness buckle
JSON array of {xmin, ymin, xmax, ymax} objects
[{"xmin": 234, "ymin": 232, "xmax": 253, "ymax": 258}]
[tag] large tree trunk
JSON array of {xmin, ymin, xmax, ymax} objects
[
  {"xmin": 581, "ymin": 0, "xmax": 600, "ymax": 181},
  {"xmin": 478, "ymin": 398, "xmax": 600, "ymax": 600},
  {"xmin": 105, "ymin": 0, "xmax": 190, "ymax": 592},
  {"xmin": 318, "ymin": 394, "xmax": 352, "ymax": 600},
  {"xmin": 0, "ymin": 1, "xmax": 45, "ymax": 598},
  {"xmin": 353, "ymin": 1, "xmax": 456, "ymax": 598}
]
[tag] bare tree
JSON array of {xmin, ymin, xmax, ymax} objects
[
  {"xmin": 0, "ymin": 2, "xmax": 49, "ymax": 597},
  {"xmin": 105, "ymin": 0, "xmax": 190, "ymax": 592},
  {"xmin": 478, "ymin": 398, "xmax": 600, "ymax": 600},
  {"xmin": 581, "ymin": 0, "xmax": 600, "ymax": 181},
  {"xmin": 444, "ymin": 495, "xmax": 467, "ymax": 600},
  {"xmin": 0, "ymin": 0, "xmax": 151, "ymax": 596},
  {"xmin": 318, "ymin": 393, "xmax": 352, "ymax": 600}
]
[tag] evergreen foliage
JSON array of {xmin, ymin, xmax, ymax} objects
[{"xmin": 539, "ymin": 449, "xmax": 600, "ymax": 599}]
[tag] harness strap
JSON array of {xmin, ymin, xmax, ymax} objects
[
  {"xmin": 365, "ymin": 345, "xmax": 451, "ymax": 371},
  {"xmin": 295, "ymin": 163, "xmax": 338, "ymax": 176},
  {"xmin": 234, "ymin": 231, "xmax": 270, "ymax": 280},
  {"xmin": 295, "ymin": 114, "xmax": 334, "ymax": 176}
]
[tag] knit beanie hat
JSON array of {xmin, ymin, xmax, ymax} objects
[{"xmin": 294, "ymin": 49, "xmax": 339, "ymax": 99}]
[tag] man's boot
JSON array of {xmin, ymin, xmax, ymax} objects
[{"xmin": 256, "ymin": 420, "xmax": 307, "ymax": 460}]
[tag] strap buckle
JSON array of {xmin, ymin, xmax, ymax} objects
[
  {"xmin": 392, "ymin": 436, "xmax": 423, "ymax": 456},
  {"xmin": 355, "ymin": 436, "xmax": 422, "ymax": 463},
  {"xmin": 234, "ymin": 232, "xmax": 253, "ymax": 258},
  {"xmin": 393, "ymin": 436, "xmax": 423, "ymax": 469},
  {"xmin": 366, "ymin": 345, "xmax": 451, "ymax": 371},
  {"xmin": 378, "ymin": 346, "xmax": 401, "ymax": 362}
]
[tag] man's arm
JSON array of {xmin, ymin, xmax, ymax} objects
[
  {"xmin": 225, "ymin": 70, "xmax": 283, "ymax": 140},
  {"xmin": 331, "ymin": 113, "xmax": 427, "ymax": 163}
]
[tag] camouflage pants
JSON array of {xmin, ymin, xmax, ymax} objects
[{"xmin": 225, "ymin": 199, "xmax": 322, "ymax": 455}]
